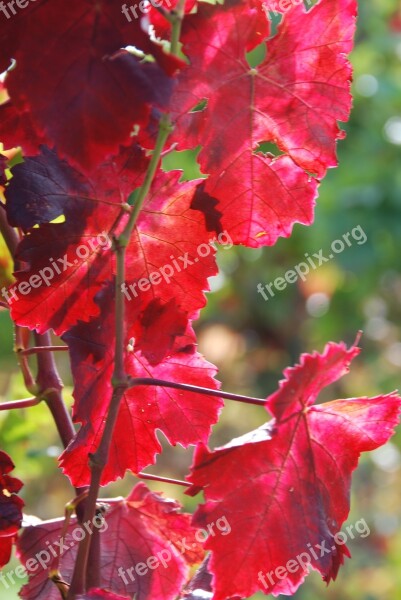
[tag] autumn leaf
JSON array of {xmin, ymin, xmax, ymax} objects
[
  {"xmin": 186, "ymin": 341, "xmax": 401, "ymax": 600},
  {"xmin": 60, "ymin": 289, "xmax": 222, "ymax": 486},
  {"xmin": 168, "ymin": 0, "xmax": 356, "ymax": 246},
  {"xmin": 17, "ymin": 483, "xmax": 204, "ymax": 600},
  {"xmin": 4, "ymin": 147, "xmax": 217, "ymax": 334},
  {"xmin": 0, "ymin": 0, "xmax": 182, "ymax": 170}
]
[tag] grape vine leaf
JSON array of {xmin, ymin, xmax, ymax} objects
[
  {"xmin": 17, "ymin": 483, "xmax": 204, "ymax": 600},
  {"xmin": 0, "ymin": 0, "xmax": 182, "ymax": 170},
  {"xmin": 4, "ymin": 146, "xmax": 147, "ymax": 333},
  {"xmin": 186, "ymin": 341, "xmax": 401, "ymax": 600},
  {"xmin": 60, "ymin": 288, "xmax": 222, "ymax": 486},
  {"xmin": 168, "ymin": 0, "xmax": 356, "ymax": 246},
  {"xmin": 0, "ymin": 450, "xmax": 24, "ymax": 569},
  {"xmin": 4, "ymin": 147, "xmax": 217, "ymax": 335}
]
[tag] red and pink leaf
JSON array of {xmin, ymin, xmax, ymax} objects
[
  {"xmin": 4, "ymin": 148, "xmax": 218, "ymax": 334},
  {"xmin": 60, "ymin": 291, "xmax": 222, "ymax": 486},
  {"xmin": 17, "ymin": 483, "xmax": 204, "ymax": 600},
  {"xmin": 187, "ymin": 341, "xmax": 401, "ymax": 600},
  {"xmin": 0, "ymin": 0, "xmax": 181, "ymax": 170},
  {"xmin": 169, "ymin": 0, "xmax": 356, "ymax": 246}
]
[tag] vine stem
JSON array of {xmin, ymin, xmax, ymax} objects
[
  {"xmin": 138, "ymin": 472, "xmax": 189, "ymax": 487},
  {"xmin": 19, "ymin": 345, "xmax": 69, "ymax": 356},
  {"xmin": 68, "ymin": 4, "xmax": 186, "ymax": 595},
  {"xmin": 34, "ymin": 332, "xmax": 78, "ymax": 450},
  {"xmin": 0, "ymin": 397, "xmax": 41, "ymax": 411},
  {"xmin": 129, "ymin": 377, "xmax": 266, "ymax": 406}
]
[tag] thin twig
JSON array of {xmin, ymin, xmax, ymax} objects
[
  {"xmin": 129, "ymin": 377, "xmax": 266, "ymax": 406},
  {"xmin": 15, "ymin": 326, "xmax": 37, "ymax": 394},
  {"xmin": 0, "ymin": 397, "xmax": 41, "ymax": 411},
  {"xmin": 138, "ymin": 472, "xmax": 189, "ymax": 487},
  {"xmin": 19, "ymin": 345, "xmax": 69, "ymax": 356}
]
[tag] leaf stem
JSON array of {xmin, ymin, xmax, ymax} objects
[
  {"xmin": 170, "ymin": 0, "xmax": 186, "ymax": 56},
  {"xmin": 18, "ymin": 345, "xmax": 69, "ymax": 356},
  {"xmin": 129, "ymin": 377, "xmax": 266, "ymax": 406},
  {"xmin": 138, "ymin": 472, "xmax": 189, "ymax": 487},
  {"xmin": 15, "ymin": 326, "xmax": 37, "ymax": 394},
  {"xmin": 119, "ymin": 114, "xmax": 173, "ymax": 246},
  {"xmin": 34, "ymin": 332, "xmax": 78, "ymax": 450},
  {"xmin": 0, "ymin": 397, "xmax": 41, "ymax": 411}
]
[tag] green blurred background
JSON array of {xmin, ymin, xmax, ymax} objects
[{"xmin": 1, "ymin": 0, "xmax": 401, "ymax": 598}]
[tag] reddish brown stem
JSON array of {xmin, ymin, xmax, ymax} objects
[
  {"xmin": 34, "ymin": 332, "xmax": 77, "ymax": 449},
  {"xmin": 15, "ymin": 326, "xmax": 37, "ymax": 393},
  {"xmin": 0, "ymin": 397, "xmax": 41, "ymax": 411},
  {"xmin": 19, "ymin": 345, "xmax": 69, "ymax": 356},
  {"xmin": 129, "ymin": 377, "xmax": 266, "ymax": 406},
  {"xmin": 138, "ymin": 472, "xmax": 189, "ymax": 487}
]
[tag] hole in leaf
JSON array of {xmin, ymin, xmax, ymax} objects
[
  {"xmin": 255, "ymin": 141, "xmax": 285, "ymax": 158},
  {"xmin": 304, "ymin": 0, "xmax": 319, "ymax": 11},
  {"xmin": 246, "ymin": 43, "xmax": 266, "ymax": 68},
  {"xmin": 190, "ymin": 98, "xmax": 208, "ymax": 113},
  {"xmin": 266, "ymin": 11, "xmax": 283, "ymax": 38},
  {"xmin": 162, "ymin": 147, "xmax": 207, "ymax": 181},
  {"xmin": 266, "ymin": 0, "xmax": 315, "ymax": 39}
]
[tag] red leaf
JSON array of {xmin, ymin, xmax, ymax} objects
[
  {"xmin": 60, "ymin": 291, "xmax": 222, "ymax": 486},
  {"xmin": 170, "ymin": 0, "xmax": 356, "ymax": 246},
  {"xmin": 4, "ymin": 146, "xmax": 147, "ymax": 334},
  {"xmin": 1, "ymin": 1, "xmax": 181, "ymax": 170},
  {"xmin": 4, "ymin": 148, "xmax": 217, "ymax": 334},
  {"xmin": 0, "ymin": 450, "xmax": 24, "ymax": 569},
  {"xmin": 17, "ymin": 483, "xmax": 204, "ymax": 600},
  {"xmin": 186, "ymin": 340, "xmax": 401, "ymax": 600}
]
